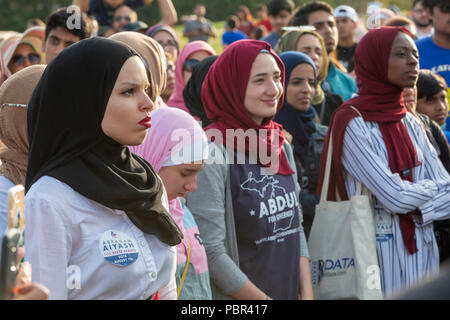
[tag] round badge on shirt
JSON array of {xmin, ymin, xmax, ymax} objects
[{"xmin": 99, "ymin": 230, "xmax": 140, "ymax": 267}]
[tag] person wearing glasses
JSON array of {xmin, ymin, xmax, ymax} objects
[
  {"xmin": 74, "ymin": 0, "xmax": 178, "ymax": 36},
  {"xmin": 1, "ymin": 27, "xmax": 45, "ymax": 75},
  {"xmin": 167, "ymin": 41, "xmax": 215, "ymax": 113},
  {"xmin": 146, "ymin": 24, "xmax": 179, "ymax": 61}
]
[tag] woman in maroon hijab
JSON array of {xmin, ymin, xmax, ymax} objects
[
  {"xmin": 317, "ymin": 27, "xmax": 450, "ymax": 296},
  {"xmin": 186, "ymin": 40, "xmax": 313, "ymax": 300}
]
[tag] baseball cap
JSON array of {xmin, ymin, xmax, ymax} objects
[
  {"xmin": 121, "ymin": 21, "xmax": 149, "ymax": 33},
  {"xmin": 334, "ymin": 5, "xmax": 359, "ymax": 22}
]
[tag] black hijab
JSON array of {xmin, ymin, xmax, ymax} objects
[
  {"xmin": 183, "ymin": 55, "xmax": 218, "ymax": 128},
  {"xmin": 26, "ymin": 37, "xmax": 182, "ymax": 246}
]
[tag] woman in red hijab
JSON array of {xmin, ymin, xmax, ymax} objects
[
  {"xmin": 317, "ymin": 27, "xmax": 450, "ymax": 296},
  {"xmin": 186, "ymin": 40, "xmax": 313, "ymax": 300}
]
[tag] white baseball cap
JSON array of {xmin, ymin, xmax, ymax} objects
[{"xmin": 334, "ymin": 5, "xmax": 359, "ymax": 23}]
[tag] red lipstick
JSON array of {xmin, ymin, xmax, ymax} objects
[{"xmin": 139, "ymin": 116, "xmax": 151, "ymax": 128}]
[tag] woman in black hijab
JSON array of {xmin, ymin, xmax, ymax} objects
[
  {"xmin": 183, "ymin": 55, "xmax": 218, "ymax": 128},
  {"xmin": 24, "ymin": 37, "xmax": 182, "ymax": 300}
]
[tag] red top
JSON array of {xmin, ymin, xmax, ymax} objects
[{"xmin": 255, "ymin": 18, "xmax": 273, "ymax": 32}]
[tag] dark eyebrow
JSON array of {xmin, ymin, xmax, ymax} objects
[
  {"xmin": 253, "ymin": 70, "xmax": 281, "ymax": 77},
  {"xmin": 122, "ymin": 80, "xmax": 150, "ymax": 86}
]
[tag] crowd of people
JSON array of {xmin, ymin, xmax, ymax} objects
[{"xmin": 0, "ymin": 0, "xmax": 449, "ymax": 300}]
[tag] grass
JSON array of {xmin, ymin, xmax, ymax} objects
[{"xmin": 173, "ymin": 21, "xmax": 225, "ymax": 54}]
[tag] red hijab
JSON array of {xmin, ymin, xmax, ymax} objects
[
  {"xmin": 202, "ymin": 39, "xmax": 294, "ymax": 175},
  {"xmin": 317, "ymin": 27, "xmax": 420, "ymax": 254}
]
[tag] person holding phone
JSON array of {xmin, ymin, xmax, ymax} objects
[
  {"xmin": 24, "ymin": 37, "xmax": 182, "ymax": 300},
  {"xmin": 0, "ymin": 65, "xmax": 46, "ymax": 249}
]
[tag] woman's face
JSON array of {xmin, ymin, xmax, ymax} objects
[
  {"xmin": 158, "ymin": 161, "xmax": 205, "ymax": 200},
  {"xmin": 286, "ymin": 63, "xmax": 316, "ymax": 112},
  {"xmin": 161, "ymin": 58, "xmax": 175, "ymax": 102},
  {"xmin": 153, "ymin": 30, "xmax": 178, "ymax": 61},
  {"xmin": 102, "ymin": 56, "xmax": 155, "ymax": 146},
  {"xmin": 244, "ymin": 53, "xmax": 283, "ymax": 125},
  {"xmin": 9, "ymin": 44, "xmax": 40, "ymax": 74},
  {"xmin": 387, "ymin": 32, "xmax": 419, "ymax": 89},
  {"xmin": 417, "ymin": 89, "xmax": 449, "ymax": 125},
  {"xmin": 295, "ymin": 34, "xmax": 324, "ymax": 75},
  {"xmin": 183, "ymin": 50, "xmax": 211, "ymax": 84}
]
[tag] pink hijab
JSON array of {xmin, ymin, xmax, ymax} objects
[
  {"xmin": 129, "ymin": 107, "xmax": 209, "ymax": 269},
  {"xmin": 167, "ymin": 41, "xmax": 216, "ymax": 113}
]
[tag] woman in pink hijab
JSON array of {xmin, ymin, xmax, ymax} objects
[
  {"xmin": 167, "ymin": 40, "xmax": 215, "ymax": 113},
  {"xmin": 129, "ymin": 107, "xmax": 211, "ymax": 300}
]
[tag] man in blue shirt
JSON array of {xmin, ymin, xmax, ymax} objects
[
  {"xmin": 416, "ymin": 0, "xmax": 450, "ymax": 87},
  {"xmin": 222, "ymin": 15, "xmax": 247, "ymax": 48},
  {"xmin": 261, "ymin": 0, "xmax": 295, "ymax": 49}
]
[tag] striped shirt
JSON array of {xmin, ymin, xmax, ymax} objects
[{"xmin": 341, "ymin": 112, "xmax": 450, "ymax": 297}]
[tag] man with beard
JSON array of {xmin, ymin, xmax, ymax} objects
[{"xmin": 411, "ymin": 0, "xmax": 433, "ymax": 40}]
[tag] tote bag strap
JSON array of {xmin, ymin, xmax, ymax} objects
[
  {"xmin": 320, "ymin": 106, "xmax": 365, "ymax": 202},
  {"xmin": 177, "ymin": 232, "xmax": 191, "ymax": 299}
]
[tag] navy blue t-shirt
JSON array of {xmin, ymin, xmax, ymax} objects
[
  {"xmin": 230, "ymin": 160, "xmax": 301, "ymax": 300},
  {"xmin": 89, "ymin": 0, "xmax": 145, "ymax": 26}
]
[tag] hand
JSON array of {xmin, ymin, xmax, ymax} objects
[
  {"xmin": 283, "ymin": 129, "xmax": 293, "ymax": 145},
  {"xmin": 402, "ymin": 86, "xmax": 417, "ymax": 114},
  {"xmin": 13, "ymin": 283, "xmax": 49, "ymax": 300},
  {"xmin": 15, "ymin": 262, "xmax": 31, "ymax": 288}
]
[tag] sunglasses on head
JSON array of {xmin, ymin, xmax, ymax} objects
[
  {"xmin": 10, "ymin": 53, "xmax": 40, "ymax": 67},
  {"xmin": 182, "ymin": 59, "xmax": 200, "ymax": 73},
  {"xmin": 114, "ymin": 15, "xmax": 132, "ymax": 22}
]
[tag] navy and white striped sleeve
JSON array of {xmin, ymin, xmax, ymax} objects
[
  {"xmin": 341, "ymin": 117, "xmax": 438, "ymax": 215},
  {"xmin": 405, "ymin": 115, "xmax": 450, "ymax": 224}
]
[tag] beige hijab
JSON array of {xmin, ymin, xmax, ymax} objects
[
  {"xmin": 110, "ymin": 32, "xmax": 167, "ymax": 104},
  {"xmin": 275, "ymin": 30, "xmax": 329, "ymax": 105},
  {"xmin": 0, "ymin": 64, "xmax": 46, "ymax": 185}
]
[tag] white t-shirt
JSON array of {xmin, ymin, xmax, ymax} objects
[{"xmin": 25, "ymin": 175, "xmax": 177, "ymax": 300}]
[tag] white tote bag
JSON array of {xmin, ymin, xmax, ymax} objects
[{"xmin": 308, "ymin": 128, "xmax": 382, "ymax": 300}]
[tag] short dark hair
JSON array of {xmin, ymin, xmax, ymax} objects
[
  {"xmin": 267, "ymin": 0, "xmax": 295, "ymax": 17},
  {"xmin": 417, "ymin": 70, "xmax": 447, "ymax": 101},
  {"xmin": 226, "ymin": 15, "xmax": 239, "ymax": 29},
  {"xmin": 290, "ymin": 1, "xmax": 334, "ymax": 26},
  {"xmin": 422, "ymin": 0, "xmax": 450, "ymax": 12},
  {"xmin": 45, "ymin": 7, "xmax": 91, "ymax": 41}
]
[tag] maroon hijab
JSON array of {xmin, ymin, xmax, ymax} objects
[
  {"xmin": 317, "ymin": 27, "xmax": 420, "ymax": 254},
  {"xmin": 202, "ymin": 39, "xmax": 293, "ymax": 175}
]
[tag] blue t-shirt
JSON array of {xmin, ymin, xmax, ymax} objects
[
  {"xmin": 326, "ymin": 61, "xmax": 357, "ymax": 102},
  {"xmin": 260, "ymin": 32, "xmax": 281, "ymax": 49},
  {"xmin": 416, "ymin": 36, "xmax": 450, "ymax": 86},
  {"xmin": 89, "ymin": 0, "xmax": 145, "ymax": 26},
  {"xmin": 230, "ymin": 161, "xmax": 301, "ymax": 300},
  {"xmin": 222, "ymin": 30, "xmax": 248, "ymax": 46}
]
